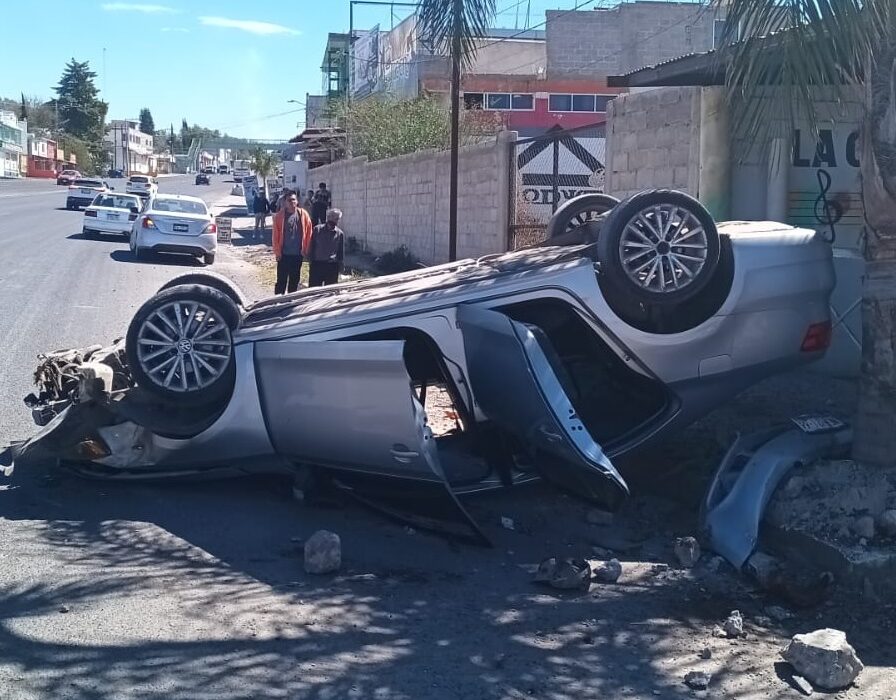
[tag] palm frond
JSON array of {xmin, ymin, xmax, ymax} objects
[
  {"xmin": 417, "ymin": 0, "xmax": 497, "ymax": 67},
  {"xmin": 713, "ymin": 0, "xmax": 887, "ymax": 141}
]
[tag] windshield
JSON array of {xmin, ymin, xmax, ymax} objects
[
  {"xmin": 75, "ymin": 180, "xmax": 103, "ymax": 188},
  {"xmin": 129, "ymin": 176, "xmax": 149, "ymax": 183},
  {"xmin": 93, "ymin": 194, "xmax": 140, "ymax": 209},
  {"xmin": 151, "ymin": 199, "xmax": 208, "ymax": 216}
]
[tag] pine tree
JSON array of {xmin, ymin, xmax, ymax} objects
[
  {"xmin": 19, "ymin": 93, "xmax": 27, "ymax": 121},
  {"xmin": 54, "ymin": 59, "xmax": 108, "ymax": 171},
  {"xmin": 139, "ymin": 108, "xmax": 155, "ymax": 136}
]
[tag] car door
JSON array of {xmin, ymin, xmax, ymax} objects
[
  {"xmin": 254, "ymin": 338, "xmax": 487, "ymax": 543},
  {"xmin": 456, "ymin": 304, "xmax": 629, "ymax": 510}
]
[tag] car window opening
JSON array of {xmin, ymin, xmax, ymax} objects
[{"xmin": 498, "ymin": 299, "xmax": 669, "ymax": 446}]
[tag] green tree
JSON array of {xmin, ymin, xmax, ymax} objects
[
  {"xmin": 180, "ymin": 118, "xmax": 190, "ymax": 151},
  {"xmin": 19, "ymin": 93, "xmax": 27, "ymax": 121},
  {"xmin": 714, "ymin": 1, "xmax": 892, "ymax": 463},
  {"xmin": 139, "ymin": 108, "xmax": 155, "ymax": 136},
  {"xmin": 337, "ymin": 96, "xmax": 502, "ymax": 161},
  {"xmin": 54, "ymin": 59, "xmax": 107, "ymax": 170},
  {"xmin": 250, "ymin": 148, "xmax": 280, "ymax": 197},
  {"xmin": 418, "ymin": 0, "xmax": 496, "ymax": 261}
]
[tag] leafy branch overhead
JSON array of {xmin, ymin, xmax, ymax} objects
[
  {"xmin": 336, "ymin": 97, "xmax": 503, "ymax": 161},
  {"xmin": 417, "ymin": 0, "xmax": 497, "ymax": 67}
]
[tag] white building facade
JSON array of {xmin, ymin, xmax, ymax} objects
[
  {"xmin": 105, "ymin": 119, "xmax": 154, "ymax": 174},
  {"xmin": 0, "ymin": 110, "xmax": 28, "ymax": 178}
]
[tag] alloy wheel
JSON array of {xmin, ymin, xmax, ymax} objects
[
  {"xmin": 618, "ymin": 204, "xmax": 709, "ymax": 294},
  {"xmin": 135, "ymin": 300, "xmax": 232, "ymax": 393}
]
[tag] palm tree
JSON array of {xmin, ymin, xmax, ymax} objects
[
  {"xmin": 715, "ymin": 1, "xmax": 893, "ymax": 464},
  {"xmin": 250, "ymin": 148, "xmax": 280, "ymax": 199},
  {"xmin": 418, "ymin": 0, "xmax": 496, "ymax": 261}
]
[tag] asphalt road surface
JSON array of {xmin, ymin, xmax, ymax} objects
[{"xmin": 0, "ymin": 177, "xmax": 889, "ymax": 699}]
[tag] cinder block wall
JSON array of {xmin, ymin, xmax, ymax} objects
[
  {"xmin": 310, "ymin": 132, "xmax": 514, "ymax": 264},
  {"xmin": 605, "ymin": 86, "xmax": 701, "ymax": 199}
]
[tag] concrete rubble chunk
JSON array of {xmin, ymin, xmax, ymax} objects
[
  {"xmin": 698, "ymin": 647, "xmax": 712, "ymax": 659},
  {"xmin": 304, "ymin": 530, "xmax": 341, "ymax": 574},
  {"xmin": 592, "ymin": 558, "xmax": 622, "ymax": 583},
  {"xmin": 722, "ymin": 610, "xmax": 744, "ymax": 638},
  {"xmin": 534, "ymin": 557, "xmax": 591, "ymax": 590},
  {"xmin": 746, "ymin": 551, "xmax": 783, "ymax": 590},
  {"xmin": 684, "ymin": 671, "xmax": 712, "ymax": 690},
  {"xmin": 674, "ymin": 536, "xmax": 701, "ymax": 568},
  {"xmin": 586, "ymin": 508, "xmax": 614, "ymax": 526},
  {"xmin": 852, "ymin": 515, "xmax": 875, "ymax": 540},
  {"xmin": 877, "ymin": 509, "xmax": 896, "ymax": 537},
  {"xmin": 781, "ymin": 628, "xmax": 864, "ymax": 691}
]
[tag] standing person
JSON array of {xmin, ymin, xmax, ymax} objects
[
  {"xmin": 311, "ymin": 182, "xmax": 331, "ymax": 226},
  {"xmin": 252, "ymin": 188, "xmax": 269, "ymax": 240},
  {"xmin": 272, "ymin": 191, "xmax": 312, "ymax": 295},
  {"xmin": 303, "ymin": 189, "xmax": 315, "ymax": 215},
  {"xmin": 308, "ymin": 208, "xmax": 345, "ymax": 287}
]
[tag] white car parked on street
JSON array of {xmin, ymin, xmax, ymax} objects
[
  {"xmin": 126, "ymin": 175, "xmax": 158, "ymax": 198},
  {"xmin": 130, "ymin": 194, "xmax": 218, "ymax": 265},
  {"xmin": 82, "ymin": 192, "xmax": 144, "ymax": 237}
]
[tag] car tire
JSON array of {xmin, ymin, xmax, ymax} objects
[
  {"xmin": 125, "ymin": 284, "xmax": 239, "ymax": 406},
  {"xmin": 157, "ymin": 272, "xmax": 248, "ymax": 310},
  {"xmin": 203, "ymin": 253, "xmax": 215, "ymax": 266},
  {"xmin": 596, "ymin": 189, "xmax": 720, "ymax": 305},
  {"xmin": 545, "ymin": 193, "xmax": 621, "ymax": 243}
]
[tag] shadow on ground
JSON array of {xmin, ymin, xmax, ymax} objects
[{"xmin": 109, "ymin": 250, "xmax": 205, "ymax": 267}]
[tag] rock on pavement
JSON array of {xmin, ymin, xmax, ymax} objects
[
  {"xmin": 721, "ymin": 610, "xmax": 744, "ymax": 638},
  {"xmin": 304, "ymin": 530, "xmax": 342, "ymax": 574},
  {"xmin": 673, "ymin": 536, "xmax": 701, "ymax": 568},
  {"xmin": 592, "ymin": 558, "xmax": 622, "ymax": 583},
  {"xmin": 684, "ymin": 671, "xmax": 712, "ymax": 690},
  {"xmin": 781, "ymin": 628, "xmax": 864, "ymax": 690}
]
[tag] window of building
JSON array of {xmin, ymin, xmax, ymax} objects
[
  {"xmin": 487, "ymin": 93, "xmax": 511, "ymax": 110},
  {"xmin": 510, "ymin": 93, "xmax": 533, "ymax": 110},
  {"xmin": 594, "ymin": 95, "xmax": 615, "ymax": 112},
  {"xmin": 713, "ymin": 19, "xmax": 728, "ymax": 48},
  {"xmin": 572, "ymin": 94, "xmax": 596, "ymax": 112},
  {"xmin": 549, "ymin": 94, "xmax": 572, "ymax": 112},
  {"xmin": 464, "ymin": 92, "xmax": 485, "ymax": 109}
]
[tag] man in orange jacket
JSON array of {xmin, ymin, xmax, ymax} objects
[{"xmin": 271, "ymin": 190, "xmax": 313, "ymax": 294}]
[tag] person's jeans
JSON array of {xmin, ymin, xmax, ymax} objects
[
  {"xmin": 254, "ymin": 213, "xmax": 266, "ymax": 238},
  {"xmin": 275, "ymin": 255, "xmax": 302, "ymax": 294},
  {"xmin": 309, "ymin": 261, "xmax": 339, "ymax": 287}
]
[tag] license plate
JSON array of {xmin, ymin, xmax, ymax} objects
[
  {"xmin": 107, "ymin": 212, "xmax": 119, "ymax": 220},
  {"xmin": 173, "ymin": 223, "xmax": 189, "ymax": 232},
  {"xmin": 791, "ymin": 414, "xmax": 847, "ymax": 434}
]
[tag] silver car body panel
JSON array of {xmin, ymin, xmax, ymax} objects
[
  {"xmin": 254, "ymin": 339, "xmax": 447, "ymax": 482},
  {"xmin": 95, "ymin": 344, "xmax": 277, "ymax": 472},
  {"xmin": 702, "ymin": 423, "xmax": 852, "ymax": 569}
]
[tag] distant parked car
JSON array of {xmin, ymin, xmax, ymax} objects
[
  {"xmin": 130, "ymin": 193, "xmax": 217, "ymax": 265},
  {"xmin": 81, "ymin": 192, "xmax": 143, "ymax": 238},
  {"xmin": 57, "ymin": 170, "xmax": 82, "ymax": 186},
  {"xmin": 195, "ymin": 173, "xmax": 210, "ymax": 185},
  {"xmin": 217, "ymin": 164, "xmax": 229, "ymax": 175},
  {"xmin": 202, "ymin": 166, "xmax": 215, "ymax": 174},
  {"xmin": 126, "ymin": 175, "xmax": 158, "ymax": 198},
  {"xmin": 66, "ymin": 178, "xmax": 112, "ymax": 210},
  {"xmin": 107, "ymin": 168, "xmax": 125, "ymax": 178}
]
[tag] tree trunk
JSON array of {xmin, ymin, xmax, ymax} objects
[
  {"xmin": 448, "ymin": 0, "xmax": 462, "ymax": 263},
  {"xmin": 853, "ymin": 49, "xmax": 896, "ymax": 466}
]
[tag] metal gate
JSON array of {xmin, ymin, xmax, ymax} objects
[{"xmin": 508, "ymin": 123, "xmax": 608, "ymax": 250}]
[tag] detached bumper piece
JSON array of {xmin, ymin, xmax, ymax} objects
[{"xmin": 701, "ymin": 416, "xmax": 852, "ymax": 570}]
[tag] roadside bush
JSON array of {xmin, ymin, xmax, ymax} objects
[{"xmin": 375, "ymin": 245, "xmax": 420, "ymax": 274}]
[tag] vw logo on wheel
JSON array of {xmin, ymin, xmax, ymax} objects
[{"xmin": 176, "ymin": 338, "xmax": 193, "ymax": 354}]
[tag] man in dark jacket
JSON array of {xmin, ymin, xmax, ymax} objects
[
  {"xmin": 311, "ymin": 182, "xmax": 331, "ymax": 226},
  {"xmin": 308, "ymin": 208, "xmax": 345, "ymax": 287},
  {"xmin": 252, "ymin": 189, "xmax": 269, "ymax": 240}
]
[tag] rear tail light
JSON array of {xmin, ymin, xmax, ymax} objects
[
  {"xmin": 85, "ymin": 210, "xmax": 97, "ymax": 218},
  {"xmin": 141, "ymin": 216, "xmax": 156, "ymax": 229},
  {"xmin": 801, "ymin": 321, "xmax": 832, "ymax": 353},
  {"xmin": 203, "ymin": 222, "xmax": 217, "ymax": 234}
]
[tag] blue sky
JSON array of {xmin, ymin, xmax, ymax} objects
[{"xmin": 0, "ymin": 1, "xmax": 597, "ymax": 139}]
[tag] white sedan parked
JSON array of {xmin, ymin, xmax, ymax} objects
[
  {"xmin": 82, "ymin": 193, "xmax": 144, "ymax": 237},
  {"xmin": 126, "ymin": 175, "xmax": 158, "ymax": 198},
  {"xmin": 130, "ymin": 194, "xmax": 218, "ymax": 265}
]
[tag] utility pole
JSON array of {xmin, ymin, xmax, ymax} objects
[{"xmin": 448, "ymin": 0, "xmax": 462, "ymax": 262}]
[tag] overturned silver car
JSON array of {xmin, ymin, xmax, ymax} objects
[{"xmin": 3, "ymin": 190, "xmax": 836, "ymax": 542}]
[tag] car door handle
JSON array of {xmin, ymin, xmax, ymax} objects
[
  {"xmin": 391, "ymin": 446, "xmax": 420, "ymax": 464},
  {"xmin": 538, "ymin": 425, "xmax": 563, "ymax": 444}
]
